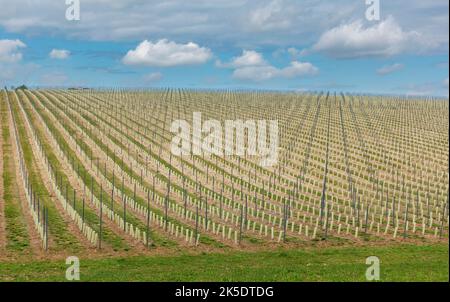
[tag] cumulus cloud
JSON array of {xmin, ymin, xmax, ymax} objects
[
  {"xmin": 220, "ymin": 50, "xmax": 318, "ymax": 82},
  {"xmin": 233, "ymin": 65, "xmax": 279, "ymax": 81},
  {"xmin": 247, "ymin": 0, "xmax": 291, "ymax": 32},
  {"xmin": 272, "ymin": 47, "xmax": 307, "ymax": 60},
  {"xmin": 216, "ymin": 50, "xmax": 266, "ymax": 68},
  {"xmin": 282, "ymin": 61, "xmax": 319, "ymax": 77},
  {"xmin": 376, "ymin": 63, "xmax": 404, "ymax": 76},
  {"xmin": 313, "ymin": 17, "xmax": 434, "ymax": 59},
  {"xmin": 287, "ymin": 47, "xmax": 302, "ymax": 60},
  {"xmin": 0, "ymin": 39, "xmax": 26, "ymax": 63},
  {"xmin": 217, "ymin": 49, "xmax": 318, "ymax": 81},
  {"xmin": 233, "ymin": 61, "xmax": 319, "ymax": 81},
  {"xmin": 122, "ymin": 39, "xmax": 212, "ymax": 67},
  {"xmin": 49, "ymin": 49, "xmax": 71, "ymax": 59}
]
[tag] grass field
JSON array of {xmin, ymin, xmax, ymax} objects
[{"xmin": 0, "ymin": 243, "xmax": 447, "ymax": 282}]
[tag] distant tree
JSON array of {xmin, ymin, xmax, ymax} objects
[{"xmin": 15, "ymin": 84, "xmax": 28, "ymax": 90}]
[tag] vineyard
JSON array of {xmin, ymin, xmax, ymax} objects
[{"xmin": 0, "ymin": 88, "xmax": 448, "ymax": 280}]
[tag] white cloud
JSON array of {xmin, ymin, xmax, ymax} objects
[
  {"xmin": 313, "ymin": 17, "xmax": 434, "ymax": 59},
  {"xmin": 0, "ymin": 39, "xmax": 26, "ymax": 63},
  {"xmin": 287, "ymin": 47, "xmax": 301, "ymax": 60},
  {"xmin": 272, "ymin": 47, "xmax": 307, "ymax": 60},
  {"xmin": 218, "ymin": 49, "xmax": 318, "ymax": 81},
  {"xmin": 2, "ymin": 17, "xmax": 44, "ymax": 32},
  {"xmin": 232, "ymin": 59, "xmax": 318, "ymax": 82},
  {"xmin": 122, "ymin": 39, "xmax": 212, "ymax": 67},
  {"xmin": 143, "ymin": 72, "xmax": 163, "ymax": 83},
  {"xmin": 376, "ymin": 63, "xmax": 404, "ymax": 76},
  {"xmin": 0, "ymin": 1, "xmax": 447, "ymax": 53},
  {"xmin": 233, "ymin": 65, "xmax": 279, "ymax": 81},
  {"xmin": 247, "ymin": 0, "xmax": 291, "ymax": 32},
  {"xmin": 281, "ymin": 61, "xmax": 319, "ymax": 77},
  {"xmin": 230, "ymin": 50, "xmax": 266, "ymax": 67},
  {"xmin": 216, "ymin": 50, "xmax": 266, "ymax": 68},
  {"xmin": 49, "ymin": 49, "xmax": 70, "ymax": 59},
  {"xmin": 233, "ymin": 61, "xmax": 318, "ymax": 81}
]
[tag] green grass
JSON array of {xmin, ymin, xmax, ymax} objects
[
  {"xmin": 0, "ymin": 243, "xmax": 447, "ymax": 281},
  {"xmin": 1, "ymin": 97, "xmax": 31, "ymax": 253}
]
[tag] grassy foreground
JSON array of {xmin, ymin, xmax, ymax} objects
[{"xmin": 0, "ymin": 244, "xmax": 448, "ymax": 282}]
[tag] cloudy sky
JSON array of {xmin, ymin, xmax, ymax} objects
[{"xmin": 0, "ymin": 0, "xmax": 448, "ymax": 96}]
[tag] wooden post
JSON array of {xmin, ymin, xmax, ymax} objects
[
  {"xmin": 205, "ymin": 196, "xmax": 208, "ymax": 229},
  {"xmin": 220, "ymin": 189, "xmax": 223, "ymax": 219},
  {"xmin": 99, "ymin": 184, "xmax": 103, "ymax": 250},
  {"xmin": 91, "ymin": 175, "xmax": 93, "ymax": 204},
  {"xmin": 239, "ymin": 205, "xmax": 243, "ymax": 245},
  {"xmin": 147, "ymin": 189, "xmax": 150, "ymax": 248},
  {"xmin": 365, "ymin": 204, "xmax": 369, "ymax": 234},
  {"xmin": 245, "ymin": 195, "xmax": 248, "ymax": 229},
  {"xmin": 195, "ymin": 203, "xmax": 199, "ymax": 240},
  {"xmin": 82, "ymin": 197, "xmax": 85, "ymax": 224},
  {"xmin": 283, "ymin": 200, "xmax": 287, "ymax": 242},
  {"xmin": 111, "ymin": 171, "xmax": 115, "ymax": 214},
  {"xmin": 37, "ymin": 196, "xmax": 40, "ymax": 223},
  {"xmin": 123, "ymin": 176, "xmax": 126, "ymax": 231},
  {"xmin": 165, "ymin": 193, "xmax": 168, "ymax": 232},
  {"xmin": 183, "ymin": 176, "xmax": 187, "ymax": 217},
  {"xmin": 45, "ymin": 207, "xmax": 48, "ymax": 251},
  {"xmin": 403, "ymin": 200, "xmax": 409, "ymax": 239}
]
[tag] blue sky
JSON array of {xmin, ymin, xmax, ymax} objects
[{"xmin": 0, "ymin": 0, "xmax": 448, "ymax": 96}]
